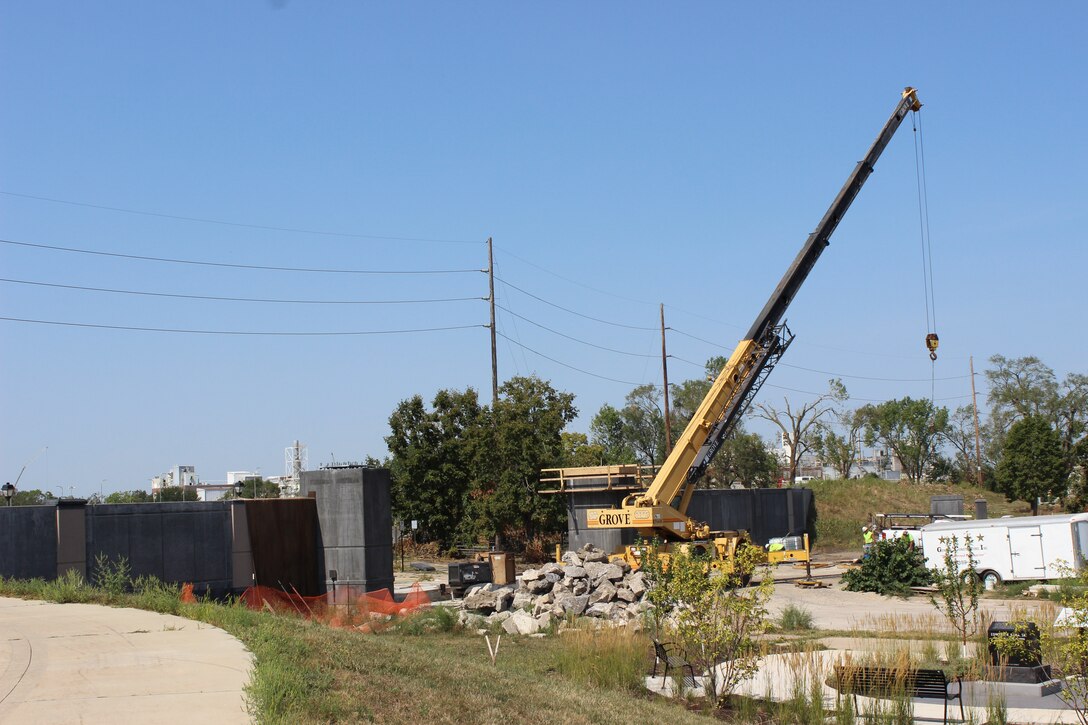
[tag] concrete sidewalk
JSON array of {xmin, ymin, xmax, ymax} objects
[{"xmin": 0, "ymin": 597, "xmax": 252, "ymax": 724}]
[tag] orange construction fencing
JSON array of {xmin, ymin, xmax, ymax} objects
[{"xmin": 238, "ymin": 582, "xmax": 431, "ymax": 632}]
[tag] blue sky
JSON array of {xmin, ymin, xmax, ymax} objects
[{"xmin": 2, "ymin": 3, "xmax": 1085, "ymax": 495}]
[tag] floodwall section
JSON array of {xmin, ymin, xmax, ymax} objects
[
  {"xmin": 0, "ymin": 505, "xmax": 57, "ymax": 580},
  {"xmin": 85, "ymin": 501, "xmax": 234, "ymax": 596},
  {"xmin": 565, "ymin": 487, "xmax": 815, "ymax": 551}
]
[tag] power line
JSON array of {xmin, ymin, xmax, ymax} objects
[
  {"xmin": 493, "ymin": 244, "xmax": 654, "ymax": 306},
  {"xmin": 0, "ymin": 277, "xmax": 485, "ymax": 306},
  {"xmin": 495, "ymin": 331, "xmax": 644, "ymax": 386},
  {"xmin": 0, "ymin": 190, "xmax": 482, "ymax": 245},
  {"xmin": 495, "ymin": 303, "xmax": 655, "ymax": 358},
  {"xmin": 0, "ymin": 316, "xmax": 487, "ymax": 337},
  {"xmin": 495, "ymin": 277, "xmax": 656, "ymax": 331},
  {"xmin": 0, "ymin": 238, "xmax": 484, "ymax": 275}
]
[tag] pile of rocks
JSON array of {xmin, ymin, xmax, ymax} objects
[{"xmin": 458, "ymin": 543, "xmax": 651, "ymax": 635}]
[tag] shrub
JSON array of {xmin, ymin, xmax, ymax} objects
[
  {"xmin": 841, "ymin": 538, "xmax": 931, "ymax": 596},
  {"xmin": 392, "ymin": 605, "xmax": 459, "ymax": 635},
  {"xmin": 42, "ymin": 569, "xmax": 94, "ymax": 604},
  {"xmin": 778, "ymin": 603, "xmax": 815, "ymax": 631},
  {"xmin": 131, "ymin": 574, "xmax": 181, "ymax": 615},
  {"xmin": 93, "ymin": 553, "xmax": 132, "ymax": 600}
]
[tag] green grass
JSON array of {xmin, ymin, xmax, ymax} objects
[
  {"xmin": 0, "ymin": 575, "xmax": 715, "ymax": 724},
  {"xmin": 808, "ymin": 478, "xmax": 1037, "ymax": 550},
  {"xmin": 777, "ymin": 603, "xmax": 815, "ymax": 631}
]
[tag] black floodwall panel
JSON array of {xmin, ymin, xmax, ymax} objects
[
  {"xmin": 564, "ymin": 487, "xmax": 815, "ymax": 551},
  {"xmin": 685, "ymin": 488, "xmax": 815, "ymax": 546},
  {"xmin": 566, "ymin": 490, "xmax": 636, "ymax": 554},
  {"xmin": 245, "ymin": 498, "xmax": 321, "ymax": 596},
  {"xmin": 85, "ymin": 502, "xmax": 233, "ymax": 595},
  {"xmin": 0, "ymin": 506, "xmax": 57, "ymax": 579},
  {"xmin": 301, "ymin": 467, "xmax": 394, "ymax": 592}
]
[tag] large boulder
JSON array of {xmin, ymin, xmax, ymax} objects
[
  {"xmin": 586, "ymin": 602, "xmax": 618, "ymax": 619},
  {"xmin": 588, "ymin": 580, "xmax": 617, "ymax": 605},
  {"xmin": 503, "ymin": 611, "xmax": 541, "ymax": 635},
  {"xmin": 561, "ymin": 551, "xmax": 584, "ymax": 567},
  {"xmin": 463, "ymin": 584, "xmax": 515, "ymax": 614},
  {"xmin": 563, "ymin": 565, "xmax": 588, "ymax": 580},
  {"xmin": 572, "ymin": 578, "xmax": 590, "ymax": 597},
  {"xmin": 561, "ymin": 594, "xmax": 590, "ymax": 617},
  {"xmin": 520, "ymin": 568, "xmax": 543, "ymax": 582},
  {"xmin": 526, "ymin": 578, "xmax": 553, "ymax": 595},
  {"xmin": 512, "ymin": 591, "xmax": 534, "ymax": 611},
  {"xmin": 614, "ymin": 586, "xmax": 637, "ymax": 604},
  {"xmin": 540, "ymin": 562, "xmax": 564, "ymax": 577},
  {"xmin": 626, "ymin": 571, "xmax": 648, "ymax": 597},
  {"xmin": 579, "ymin": 544, "xmax": 610, "ymax": 564}
]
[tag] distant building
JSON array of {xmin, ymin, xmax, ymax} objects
[{"xmin": 151, "ymin": 465, "xmax": 199, "ymax": 493}]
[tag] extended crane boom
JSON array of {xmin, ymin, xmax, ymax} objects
[{"xmin": 587, "ymin": 87, "xmax": 922, "ymax": 549}]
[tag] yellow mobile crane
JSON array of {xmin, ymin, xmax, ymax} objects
[{"xmin": 586, "ymin": 87, "xmax": 923, "ymax": 570}]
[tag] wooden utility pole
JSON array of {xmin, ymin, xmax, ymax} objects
[
  {"xmin": 660, "ymin": 303, "xmax": 672, "ymax": 455},
  {"xmin": 970, "ymin": 355, "xmax": 984, "ymax": 487},
  {"xmin": 487, "ymin": 237, "xmax": 498, "ymax": 407}
]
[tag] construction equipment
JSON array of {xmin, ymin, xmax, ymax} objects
[{"xmin": 585, "ymin": 87, "xmax": 924, "ymax": 571}]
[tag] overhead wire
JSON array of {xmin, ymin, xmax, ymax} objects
[
  {"xmin": 493, "ymin": 244, "xmax": 654, "ymax": 306},
  {"xmin": 495, "ymin": 303, "xmax": 656, "ymax": 358},
  {"xmin": 495, "ymin": 332, "xmax": 643, "ymax": 386},
  {"xmin": 0, "ymin": 316, "xmax": 487, "ymax": 337},
  {"xmin": 0, "ymin": 277, "xmax": 485, "ymax": 305},
  {"xmin": 0, "ymin": 238, "xmax": 483, "ymax": 275},
  {"xmin": 0, "ymin": 190, "xmax": 482, "ymax": 245},
  {"xmin": 495, "ymin": 276, "xmax": 657, "ymax": 330}
]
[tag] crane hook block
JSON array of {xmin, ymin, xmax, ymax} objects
[{"xmin": 925, "ymin": 333, "xmax": 939, "ymax": 361}]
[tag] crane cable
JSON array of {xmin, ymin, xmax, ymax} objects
[{"xmin": 912, "ymin": 108, "xmax": 940, "ymax": 401}]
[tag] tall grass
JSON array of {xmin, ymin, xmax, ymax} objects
[
  {"xmin": 552, "ymin": 624, "xmax": 648, "ymax": 691},
  {"xmin": 778, "ymin": 603, "xmax": 815, "ymax": 631}
]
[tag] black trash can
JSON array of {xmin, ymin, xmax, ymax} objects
[
  {"xmin": 447, "ymin": 561, "xmax": 492, "ymax": 595},
  {"xmin": 987, "ymin": 621, "xmax": 1042, "ymax": 667}
]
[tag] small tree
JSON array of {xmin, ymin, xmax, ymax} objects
[
  {"xmin": 841, "ymin": 537, "xmax": 932, "ymax": 596},
  {"xmin": 643, "ymin": 542, "xmax": 773, "ymax": 703},
  {"xmin": 995, "ymin": 414, "xmax": 1066, "ymax": 515},
  {"xmin": 754, "ymin": 379, "xmax": 847, "ymax": 483},
  {"xmin": 928, "ymin": 534, "xmax": 984, "ymax": 660}
]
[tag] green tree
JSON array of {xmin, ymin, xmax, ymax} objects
[
  {"xmin": 712, "ymin": 431, "xmax": 779, "ymax": 488},
  {"xmin": 857, "ymin": 396, "xmax": 949, "ymax": 484},
  {"xmin": 642, "ymin": 542, "xmax": 773, "ymax": 703},
  {"xmin": 987, "ymin": 355, "xmax": 1087, "ymax": 483},
  {"xmin": 928, "ymin": 535, "xmax": 984, "ymax": 659},
  {"xmin": 841, "ymin": 537, "xmax": 932, "ymax": 596},
  {"xmin": 588, "ymin": 404, "xmax": 636, "ymax": 464},
  {"xmin": 5, "ymin": 488, "xmax": 54, "ymax": 506},
  {"xmin": 105, "ymin": 490, "xmax": 153, "ymax": 504},
  {"xmin": 224, "ymin": 478, "xmax": 281, "ymax": 500},
  {"xmin": 753, "ymin": 379, "xmax": 847, "ymax": 483},
  {"xmin": 812, "ymin": 407, "xmax": 865, "ymax": 480},
  {"xmin": 620, "ymin": 384, "xmax": 667, "ymax": 465},
  {"xmin": 385, "ymin": 388, "xmax": 483, "ymax": 548},
  {"xmin": 559, "ymin": 432, "xmax": 604, "ymax": 467},
  {"xmin": 941, "ymin": 405, "xmax": 988, "ymax": 485},
  {"xmin": 469, "ymin": 376, "xmax": 577, "ymax": 548},
  {"xmin": 995, "ymin": 415, "xmax": 1066, "ymax": 515},
  {"xmin": 156, "ymin": 487, "xmax": 200, "ymax": 502},
  {"xmin": 668, "ymin": 356, "xmax": 728, "ymax": 444}
]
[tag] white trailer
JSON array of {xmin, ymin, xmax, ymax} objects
[{"xmin": 919, "ymin": 513, "xmax": 1088, "ymax": 589}]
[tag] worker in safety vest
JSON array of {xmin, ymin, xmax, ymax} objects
[{"xmin": 862, "ymin": 525, "xmax": 875, "ymax": 556}]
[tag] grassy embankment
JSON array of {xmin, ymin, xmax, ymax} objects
[
  {"xmin": 808, "ymin": 478, "xmax": 1046, "ymax": 551},
  {"xmin": 0, "ymin": 573, "xmax": 711, "ymax": 725}
]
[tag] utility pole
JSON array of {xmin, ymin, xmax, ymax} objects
[
  {"xmin": 970, "ymin": 355, "xmax": 984, "ymax": 487},
  {"xmin": 487, "ymin": 237, "xmax": 498, "ymax": 407},
  {"xmin": 660, "ymin": 304, "xmax": 672, "ymax": 455}
]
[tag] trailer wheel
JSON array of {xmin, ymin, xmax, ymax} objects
[{"xmin": 981, "ymin": 571, "xmax": 1001, "ymax": 590}]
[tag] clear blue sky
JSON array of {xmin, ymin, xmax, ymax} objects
[{"xmin": 2, "ymin": 3, "xmax": 1085, "ymax": 495}]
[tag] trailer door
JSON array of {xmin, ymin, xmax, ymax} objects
[{"xmin": 1009, "ymin": 526, "xmax": 1044, "ymax": 578}]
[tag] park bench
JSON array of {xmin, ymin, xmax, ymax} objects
[
  {"xmin": 833, "ymin": 664, "xmax": 964, "ymax": 724},
  {"xmin": 651, "ymin": 640, "xmax": 697, "ymax": 690}
]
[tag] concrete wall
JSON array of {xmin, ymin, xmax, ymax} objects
[
  {"xmin": 301, "ymin": 467, "xmax": 393, "ymax": 592},
  {"xmin": 85, "ymin": 501, "xmax": 234, "ymax": 596},
  {"xmin": 0, "ymin": 505, "xmax": 57, "ymax": 580}
]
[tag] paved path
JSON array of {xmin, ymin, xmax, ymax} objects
[{"xmin": 0, "ymin": 597, "xmax": 252, "ymax": 724}]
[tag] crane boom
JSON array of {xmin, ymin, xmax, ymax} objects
[{"xmin": 587, "ymin": 87, "xmax": 922, "ymax": 542}]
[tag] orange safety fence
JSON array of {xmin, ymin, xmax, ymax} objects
[{"xmin": 238, "ymin": 582, "xmax": 431, "ymax": 632}]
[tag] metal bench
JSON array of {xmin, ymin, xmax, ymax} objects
[
  {"xmin": 651, "ymin": 640, "xmax": 697, "ymax": 690},
  {"xmin": 833, "ymin": 665, "xmax": 963, "ymax": 724}
]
